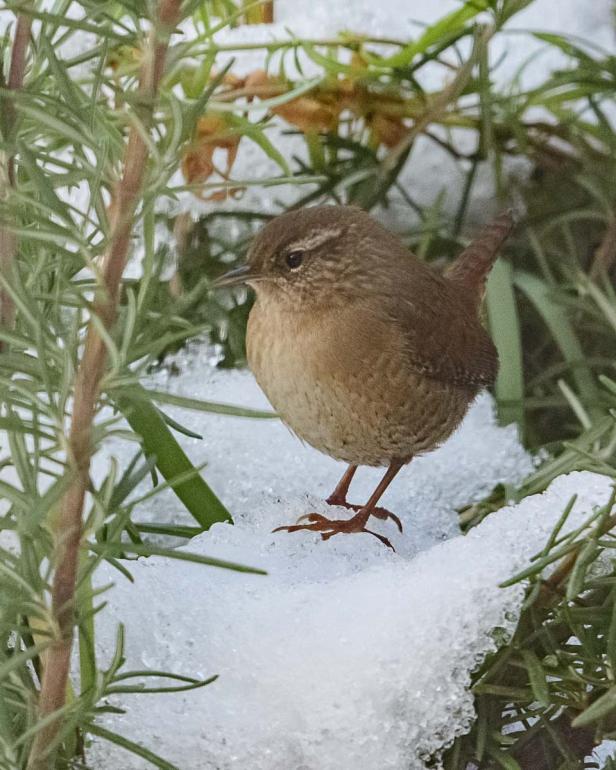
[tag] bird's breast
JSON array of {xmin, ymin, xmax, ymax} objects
[
  {"xmin": 247, "ymin": 297, "xmax": 344, "ymax": 451},
  {"xmin": 246, "ymin": 294, "xmax": 471, "ymax": 466}
]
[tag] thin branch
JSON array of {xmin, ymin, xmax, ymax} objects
[
  {"xmin": 538, "ymin": 506, "xmax": 616, "ymax": 608},
  {"xmin": 197, "ymin": 35, "xmax": 406, "ymax": 53},
  {"xmin": 7, "ymin": 12, "xmax": 32, "ymax": 181},
  {"xmin": 0, "ymin": 10, "xmax": 32, "ymax": 346},
  {"xmin": 261, "ymin": 1, "xmax": 274, "ymax": 23},
  {"xmin": 590, "ymin": 212, "xmax": 616, "ymax": 280},
  {"xmin": 381, "ymin": 25, "xmax": 495, "ymax": 175},
  {"xmin": 26, "ymin": 2, "xmax": 182, "ymax": 767}
]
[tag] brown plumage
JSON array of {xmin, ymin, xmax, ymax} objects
[{"xmin": 214, "ymin": 205, "xmax": 514, "ymax": 549}]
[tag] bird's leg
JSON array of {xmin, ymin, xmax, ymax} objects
[
  {"xmin": 324, "ymin": 464, "xmax": 402, "ymax": 533},
  {"xmin": 273, "ymin": 461, "xmax": 404, "ymax": 550},
  {"xmin": 325, "ymin": 464, "xmax": 358, "ymax": 507}
]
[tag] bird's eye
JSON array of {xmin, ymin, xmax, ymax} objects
[{"xmin": 285, "ymin": 250, "xmax": 304, "ymax": 270}]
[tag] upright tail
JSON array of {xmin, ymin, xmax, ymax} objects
[{"xmin": 445, "ymin": 209, "xmax": 515, "ymax": 299}]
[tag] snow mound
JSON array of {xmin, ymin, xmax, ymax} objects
[{"xmin": 89, "ymin": 353, "xmax": 613, "ymax": 768}]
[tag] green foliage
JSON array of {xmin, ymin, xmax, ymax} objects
[
  {"xmin": 0, "ymin": 0, "xmax": 614, "ymax": 766},
  {"xmin": 0, "ymin": 2, "xmax": 273, "ymax": 766},
  {"xmin": 440, "ymin": 486, "xmax": 616, "ymax": 770}
]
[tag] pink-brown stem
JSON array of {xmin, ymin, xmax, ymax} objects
[
  {"xmin": 262, "ymin": 1, "xmax": 274, "ymax": 23},
  {"xmin": 26, "ymin": 3, "xmax": 182, "ymax": 767},
  {"xmin": 0, "ymin": 11, "xmax": 33, "ymax": 345}
]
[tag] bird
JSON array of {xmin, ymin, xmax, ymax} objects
[{"xmin": 214, "ymin": 205, "xmax": 514, "ymax": 549}]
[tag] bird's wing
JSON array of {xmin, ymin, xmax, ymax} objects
[{"xmin": 376, "ymin": 266, "xmax": 499, "ymax": 389}]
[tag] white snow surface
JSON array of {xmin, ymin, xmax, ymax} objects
[{"xmin": 89, "ymin": 347, "xmax": 613, "ymax": 769}]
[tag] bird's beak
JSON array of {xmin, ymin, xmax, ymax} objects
[{"xmin": 211, "ymin": 264, "xmax": 257, "ymax": 288}]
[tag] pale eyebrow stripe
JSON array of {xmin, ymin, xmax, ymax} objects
[{"xmin": 286, "ymin": 226, "xmax": 343, "ymax": 252}]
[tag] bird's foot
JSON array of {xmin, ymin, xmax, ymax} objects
[
  {"xmin": 273, "ymin": 511, "xmax": 395, "ymax": 551},
  {"xmin": 326, "ymin": 495, "xmax": 403, "ymax": 533}
]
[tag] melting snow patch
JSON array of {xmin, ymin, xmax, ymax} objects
[{"xmin": 88, "ymin": 352, "xmax": 613, "ymax": 769}]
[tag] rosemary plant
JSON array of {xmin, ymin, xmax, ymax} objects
[{"xmin": 0, "ymin": 0, "xmax": 614, "ymax": 767}]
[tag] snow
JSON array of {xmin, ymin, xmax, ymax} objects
[
  {"xmin": 208, "ymin": 0, "xmax": 614, "ymax": 72},
  {"xmin": 87, "ymin": 346, "xmax": 612, "ymax": 768},
  {"xmin": 595, "ymin": 742, "xmax": 616, "ymax": 767}
]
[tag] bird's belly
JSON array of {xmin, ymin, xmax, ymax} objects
[{"xmin": 247, "ymin": 304, "xmax": 472, "ymax": 467}]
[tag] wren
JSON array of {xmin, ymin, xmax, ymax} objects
[{"xmin": 214, "ymin": 205, "xmax": 514, "ymax": 549}]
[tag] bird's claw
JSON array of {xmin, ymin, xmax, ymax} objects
[
  {"xmin": 273, "ymin": 513, "xmax": 396, "ymax": 551},
  {"xmin": 325, "ymin": 498, "xmax": 403, "ymax": 533},
  {"xmin": 371, "ymin": 507, "xmax": 403, "ymax": 533}
]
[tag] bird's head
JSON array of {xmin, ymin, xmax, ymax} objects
[{"xmin": 212, "ymin": 206, "xmax": 394, "ymax": 305}]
